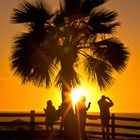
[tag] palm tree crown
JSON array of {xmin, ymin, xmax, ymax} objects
[{"xmin": 10, "ymin": 0, "xmax": 129, "ymax": 91}]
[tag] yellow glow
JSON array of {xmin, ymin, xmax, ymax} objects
[
  {"xmin": 71, "ymin": 87, "xmax": 89, "ymax": 109},
  {"xmin": 1, "ymin": 1, "xmax": 140, "ymax": 113}
]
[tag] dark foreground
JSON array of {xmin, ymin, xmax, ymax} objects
[
  {"xmin": 0, "ymin": 130, "xmax": 138, "ymax": 140},
  {"xmin": 0, "ymin": 112, "xmax": 139, "ymax": 140}
]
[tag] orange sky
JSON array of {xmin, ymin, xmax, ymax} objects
[{"xmin": 0, "ymin": 0, "xmax": 140, "ymax": 113}]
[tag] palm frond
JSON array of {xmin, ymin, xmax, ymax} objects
[
  {"xmin": 10, "ymin": 32, "xmax": 55, "ymax": 87},
  {"xmin": 83, "ymin": 56, "xmax": 114, "ymax": 89},
  {"xmin": 91, "ymin": 9, "xmax": 118, "ymax": 23},
  {"xmin": 11, "ymin": 0, "xmax": 50, "ymax": 26},
  {"xmin": 91, "ymin": 22, "xmax": 120, "ymax": 34},
  {"xmin": 89, "ymin": 9, "xmax": 120, "ymax": 34},
  {"xmin": 93, "ymin": 38, "xmax": 130, "ymax": 72},
  {"xmin": 10, "ymin": 0, "xmax": 130, "ymax": 91}
]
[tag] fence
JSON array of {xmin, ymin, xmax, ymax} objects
[
  {"xmin": 86, "ymin": 113, "xmax": 140, "ymax": 139},
  {"xmin": 0, "ymin": 110, "xmax": 140, "ymax": 139}
]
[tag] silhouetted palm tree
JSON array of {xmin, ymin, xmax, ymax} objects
[{"xmin": 10, "ymin": 0, "xmax": 129, "ymax": 139}]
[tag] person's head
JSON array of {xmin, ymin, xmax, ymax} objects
[
  {"xmin": 101, "ymin": 95, "xmax": 106, "ymax": 100},
  {"xmin": 47, "ymin": 100, "xmax": 52, "ymax": 106},
  {"xmin": 80, "ymin": 95, "xmax": 86, "ymax": 103}
]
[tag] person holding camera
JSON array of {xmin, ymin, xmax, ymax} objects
[{"xmin": 98, "ymin": 95, "xmax": 114, "ymax": 139}]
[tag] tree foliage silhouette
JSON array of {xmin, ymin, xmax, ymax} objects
[{"xmin": 10, "ymin": 0, "xmax": 129, "ymax": 139}]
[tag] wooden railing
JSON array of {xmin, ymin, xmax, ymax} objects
[
  {"xmin": 0, "ymin": 111, "xmax": 140, "ymax": 139},
  {"xmin": 86, "ymin": 113, "xmax": 140, "ymax": 139}
]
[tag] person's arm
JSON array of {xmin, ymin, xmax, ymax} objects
[
  {"xmin": 106, "ymin": 97, "xmax": 114, "ymax": 107},
  {"xmin": 86, "ymin": 102, "xmax": 91, "ymax": 111},
  {"xmin": 44, "ymin": 108, "xmax": 46, "ymax": 113}
]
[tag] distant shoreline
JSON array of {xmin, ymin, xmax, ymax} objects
[{"xmin": 0, "ymin": 111, "xmax": 140, "ymax": 113}]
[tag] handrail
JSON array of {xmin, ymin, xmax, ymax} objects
[{"xmin": 0, "ymin": 111, "xmax": 139, "ymax": 139}]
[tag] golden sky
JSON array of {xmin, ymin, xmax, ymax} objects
[{"xmin": 0, "ymin": 0, "xmax": 140, "ymax": 113}]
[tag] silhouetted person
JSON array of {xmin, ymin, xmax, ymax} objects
[
  {"xmin": 75, "ymin": 95, "xmax": 91, "ymax": 140},
  {"xmin": 98, "ymin": 95, "xmax": 114, "ymax": 139},
  {"xmin": 44, "ymin": 100, "xmax": 56, "ymax": 131},
  {"xmin": 56, "ymin": 103, "xmax": 65, "ymax": 135}
]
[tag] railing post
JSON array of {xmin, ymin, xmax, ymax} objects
[
  {"xmin": 111, "ymin": 113, "xmax": 115, "ymax": 139},
  {"xmin": 30, "ymin": 110, "xmax": 35, "ymax": 130}
]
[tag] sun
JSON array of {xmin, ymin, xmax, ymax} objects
[{"xmin": 71, "ymin": 87, "xmax": 89, "ymax": 109}]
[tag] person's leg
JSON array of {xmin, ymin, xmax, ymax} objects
[
  {"xmin": 106, "ymin": 127, "xmax": 110, "ymax": 139},
  {"xmin": 45, "ymin": 118, "xmax": 48, "ymax": 130},
  {"xmin": 102, "ymin": 125, "xmax": 105, "ymax": 139},
  {"xmin": 106, "ymin": 123, "xmax": 110, "ymax": 139},
  {"xmin": 82, "ymin": 118, "xmax": 88, "ymax": 140},
  {"xmin": 46, "ymin": 124, "xmax": 49, "ymax": 130},
  {"xmin": 50, "ymin": 124, "xmax": 53, "ymax": 131},
  {"xmin": 101, "ymin": 119, "xmax": 106, "ymax": 139},
  {"xmin": 81, "ymin": 123, "xmax": 86, "ymax": 140},
  {"xmin": 48, "ymin": 123, "xmax": 52, "ymax": 131}
]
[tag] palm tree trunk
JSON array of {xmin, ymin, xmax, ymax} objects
[{"xmin": 61, "ymin": 82, "xmax": 78, "ymax": 140}]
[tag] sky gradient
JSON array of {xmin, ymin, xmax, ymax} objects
[{"xmin": 0, "ymin": 0, "xmax": 140, "ymax": 113}]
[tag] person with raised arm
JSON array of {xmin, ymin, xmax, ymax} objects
[{"xmin": 98, "ymin": 95, "xmax": 114, "ymax": 139}]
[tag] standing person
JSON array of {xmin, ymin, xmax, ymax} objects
[
  {"xmin": 55, "ymin": 103, "xmax": 65, "ymax": 136},
  {"xmin": 98, "ymin": 95, "xmax": 114, "ymax": 139},
  {"xmin": 44, "ymin": 100, "xmax": 56, "ymax": 131},
  {"xmin": 75, "ymin": 95, "xmax": 91, "ymax": 140}
]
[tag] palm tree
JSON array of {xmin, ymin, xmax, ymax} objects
[{"xmin": 10, "ymin": 0, "xmax": 129, "ymax": 139}]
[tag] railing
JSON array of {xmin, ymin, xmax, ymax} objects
[
  {"xmin": 0, "ymin": 110, "xmax": 140, "ymax": 139},
  {"xmin": 86, "ymin": 113, "xmax": 140, "ymax": 139}
]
